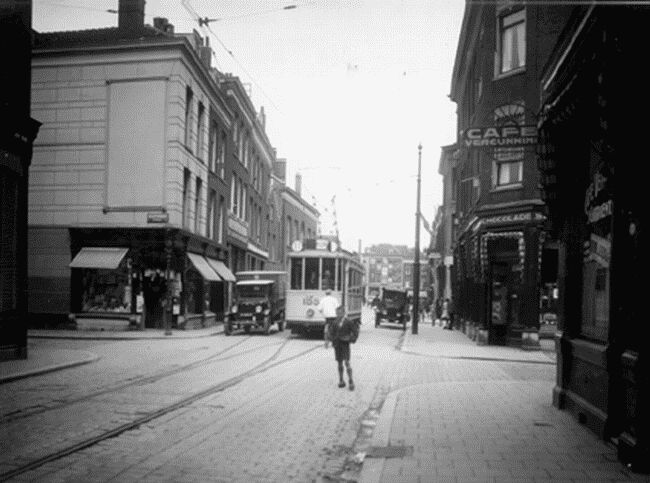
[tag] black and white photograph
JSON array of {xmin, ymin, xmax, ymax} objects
[{"xmin": 1, "ymin": 0, "xmax": 649, "ymax": 481}]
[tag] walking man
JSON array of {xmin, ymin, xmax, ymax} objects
[
  {"xmin": 317, "ymin": 288, "xmax": 339, "ymax": 331},
  {"xmin": 324, "ymin": 305, "xmax": 358, "ymax": 390}
]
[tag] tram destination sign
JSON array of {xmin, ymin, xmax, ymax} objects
[{"xmin": 463, "ymin": 125, "xmax": 537, "ymax": 148}]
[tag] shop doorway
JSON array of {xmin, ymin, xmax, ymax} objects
[
  {"xmin": 143, "ymin": 272, "xmax": 166, "ymax": 328},
  {"xmin": 488, "ymin": 262, "xmax": 519, "ymax": 345}
]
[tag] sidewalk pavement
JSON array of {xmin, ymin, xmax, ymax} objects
[
  {"xmin": 0, "ymin": 325, "xmax": 223, "ymax": 384},
  {"xmin": 402, "ymin": 321, "xmax": 556, "ymax": 365},
  {"xmin": 358, "ymin": 323, "xmax": 647, "ymax": 483}
]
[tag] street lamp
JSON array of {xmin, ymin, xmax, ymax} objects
[{"xmin": 412, "ymin": 143, "xmax": 422, "ymax": 335}]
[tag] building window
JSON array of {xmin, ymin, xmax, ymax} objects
[
  {"xmin": 217, "ymin": 196, "xmax": 225, "ymax": 243},
  {"xmin": 194, "ymin": 177, "xmax": 202, "ymax": 233},
  {"xmin": 207, "ymin": 189, "xmax": 216, "ymax": 238},
  {"xmin": 231, "ymin": 174, "xmax": 238, "ymax": 216},
  {"xmin": 184, "ymin": 87, "xmax": 193, "ymax": 149},
  {"xmin": 498, "ymin": 9, "xmax": 525, "ymax": 74},
  {"xmin": 182, "ymin": 168, "xmax": 191, "ymax": 229},
  {"xmin": 208, "ymin": 122, "xmax": 217, "ymax": 172},
  {"xmin": 493, "ymin": 102, "xmax": 525, "ymax": 188},
  {"xmin": 217, "ymin": 131, "xmax": 226, "ymax": 178},
  {"xmin": 496, "ymin": 161, "xmax": 523, "ymax": 186},
  {"xmin": 196, "ymin": 102, "xmax": 205, "ymax": 159}
]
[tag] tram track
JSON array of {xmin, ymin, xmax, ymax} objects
[
  {"xmin": 0, "ymin": 337, "xmax": 321, "ymax": 482},
  {"xmin": 1, "ymin": 335, "xmax": 262, "ymax": 423}
]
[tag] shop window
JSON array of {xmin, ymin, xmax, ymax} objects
[
  {"xmin": 185, "ymin": 269, "xmax": 204, "ymax": 314},
  {"xmin": 498, "ymin": 9, "xmax": 525, "ymax": 75},
  {"xmin": 581, "ymin": 261, "xmax": 609, "ymax": 342},
  {"xmin": 305, "ymin": 257, "xmax": 319, "ymax": 290},
  {"xmin": 291, "ymin": 257, "xmax": 303, "ymax": 289},
  {"xmin": 81, "ymin": 268, "xmax": 130, "ymax": 313}
]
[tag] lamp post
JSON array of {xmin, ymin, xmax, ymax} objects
[{"xmin": 412, "ymin": 143, "xmax": 422, "ymax": 335}]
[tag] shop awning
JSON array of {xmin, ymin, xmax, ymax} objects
[
  {"xmin": 206, "ymin": 257, "xmax": 236, "ymax": 282},
  {"xmin": 187, "ymin": 253, "xmax": 221, "ymax": 281},
  {"xmin": 69, "ymin": 247, "xmax": 129, "ymax": 269}
]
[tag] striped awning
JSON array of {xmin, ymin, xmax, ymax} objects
[
  {"xmin": 205, "ymin": 258, "xmax": 236, "ymax": 282},
  {"xmin": 69, "ymin": 247, "xmax": 129, "ymax": 269},
  {"xmin": 187, "ymin": 253, "xmax": 221, "ymax": 281}
]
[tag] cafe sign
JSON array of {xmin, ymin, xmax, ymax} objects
[{"xmin": 462, "ymin": 125, "xmax": 538, "ymax": 148}]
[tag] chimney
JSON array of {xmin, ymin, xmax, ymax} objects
[
  {"xmin": 199, "ymin": 38, "xmax": 212, "ymax": 69},
  {"xmin": 119, "ymin": 0, "xmax": 145, "ymax": 31},
  {"xmin": 153, "ymin": 17, "xmax": 174, "ymax": 34},
  {"xmin": 273, "ymin": 159, "xmax": 286, "ymax": 182},
  {"xmin": 295, "ymin": 173, "xmax": 302, "ymax": 196}
]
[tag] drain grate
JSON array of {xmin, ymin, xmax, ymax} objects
[{"xmin": 366, "ymin": 445, "xmax": 414, "ymax": 458}]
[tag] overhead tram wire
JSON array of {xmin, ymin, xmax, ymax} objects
[{"xmin": 181, "ymin": 0, "xmax": 286, "ymax": 117}]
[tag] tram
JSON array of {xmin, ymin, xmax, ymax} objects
[{"xmin": 285, "ymin": 238, "xmax": 364, "ymax": 336}]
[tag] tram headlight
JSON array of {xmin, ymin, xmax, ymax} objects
[
  {"xmin": 255, "ymin": 305, "xmax": 263, "ymax": 313},
  {"xmin": 306, "ymin": 308, "xmax": 314, "ymax": 318}
]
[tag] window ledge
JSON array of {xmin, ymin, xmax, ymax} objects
[
  {"xmin": 490, "ymin": 183, "xmax": 523, "ymax": 193},
  {"xmin": 494, "ymin": 67, "xmax": 526, "ymax": 81}
]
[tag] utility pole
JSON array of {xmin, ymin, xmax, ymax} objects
[{"xmin": 413, "ymin": 143, "xmax": 422, "ymax": 335}]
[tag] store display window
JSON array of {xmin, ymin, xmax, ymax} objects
[{"xmin": 80, "ymin": 267, "xmax": 131, "ymax": 313}]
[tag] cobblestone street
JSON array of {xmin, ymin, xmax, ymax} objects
[{"xmin": 1, "ymin": 308, "xmax": 646, "ymax": 482}]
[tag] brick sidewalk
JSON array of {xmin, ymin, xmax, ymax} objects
[{"xmin": 358, "ymin": 324, "xmax": 647, "ymax": 483}]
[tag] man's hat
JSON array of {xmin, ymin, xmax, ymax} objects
[{"xmin": 325, "ymin": 289, "xmax": 332, "ymax": 295}]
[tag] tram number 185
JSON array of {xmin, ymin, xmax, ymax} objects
[{"xmin": 302, "ymin": 295, "xmax": 320, "ymax": 306}]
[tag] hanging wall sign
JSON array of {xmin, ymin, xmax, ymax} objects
[{"xmin": 463, "ymin": 125, "xmax": 538, "ymax": 148}]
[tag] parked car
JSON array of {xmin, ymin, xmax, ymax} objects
[
  {"xmin": 374, "ymin": 288, "xmax": 409, "ymax": 330},
  {"xmin": 538, "ymin": 312, "xmax": 557, "ymax": 339},
  {"xmin": 226, "ymin": 271, "xmax": 286, "ymax": 335}
]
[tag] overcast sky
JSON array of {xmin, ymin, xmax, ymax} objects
[{"xmin": 32, "ymin": 0, "xmax": 464, "ymax": 253}]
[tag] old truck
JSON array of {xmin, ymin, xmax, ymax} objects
[
  {"xmin": 374, "ymin": 288, "xmax": 409, "ymax": 330},
  {"xmin": 225, "ymin": 271, "xmax": 287, "ymax": 335}
]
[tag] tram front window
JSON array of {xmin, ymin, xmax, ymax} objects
[
  {"xmin": 322, "ymin": 258, "xmax": 335, "ymax": 291},
  {"xmin": 291, "ymin": 258, "xmax": 303, "ymax": 289},
  {"xmin": 305, "ymin": 258, "xmax": 319, "ymax": 290}
]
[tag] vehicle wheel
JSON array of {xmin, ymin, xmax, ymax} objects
[
  {"xmin": 278, "ymin": 320, "xmax": 285, "ymax": 332},
  {"xmin": 244, "ymin": 326, "xmax": 251, "ymax": 334},
  {"xmin": 263, "ymin": 317, "xmax": 271, "ymax": 335},
  {"xmin": 224, "ymin": 322, "xmax": 231, "ymax": 336}
]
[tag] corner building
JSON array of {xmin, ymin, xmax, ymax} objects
[
  {"xmin": 29, "ymin": 1, "xmax": 236, "ymax": 330},
  {"xmin": 449, "ymin": 2, "xmax": 571, "ymax": 346}
]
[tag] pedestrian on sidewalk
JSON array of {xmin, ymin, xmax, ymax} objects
[
  {"xmin": 441, "ymin": 298, "xmax": 451, "ymax": 330},
  {"xmin": 324, "ymin": 305, "xmax": 359, "ymax": 390}
]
